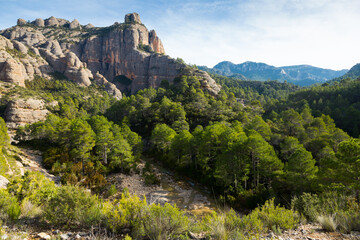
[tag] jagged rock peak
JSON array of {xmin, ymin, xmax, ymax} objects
[
  {"xmin": 33, "ymin": 18, "xmax": 45, "ymax": 27},
  {"xmin": 45, "ymin": 16, "xmax": 59, "ymax": 27},
  {"xmin": 125, "ymin": 13, "xmax": 142, "ymax": 24},
  {"xmin": 17, "ymin": 18, "xmax": 27, "ymax": 26},
  {"xmin": 69, "ymin": 19, "xmax": 81, "ymax": 29}
]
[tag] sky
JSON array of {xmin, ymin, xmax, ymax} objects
[{"xmin": 0, "ymin": 0, "xmax": 359, "ymax": 70}]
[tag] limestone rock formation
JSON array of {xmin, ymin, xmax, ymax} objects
[
  {"xmin": 69, "ymin": 19, "xmax": 81, "ymax": 29},
  {"xmin": 149, "ymin": 30, "xmax": 165, "ymax": 54},
  {"xmin": 5, "ymin": 98, "xmax": 50, "ymax": 130},
  {"xmin": 0, "ymin": 175, "xmax": 9, "ymax": 189},
  {"xmin": 94, "ymin": 72, "xmax": 122, "ymax": 100},
  {"xmin": 13, "ymin": 40, "xmax": 28, "ymax": 54},
  {"xmin": 33, "ymin": 18, "xmax": 45, "ymax": 27},
  {"xmin": 0, "ymin": 35, "xmax": 53, "ymax": 85},
  {"xmin": 125, "ymin": 13, "xmax": 142, "ymax": 24},
  {"xmin": 17, "ymin": 18, "xmax": 27, "ymax": 26},
  {"xmin": 45, "ymin": 16, "xmax": 59, "ymax": 27},
  {"xmin": 1, "ymin": 12, "xmax": 220, "ymax": 96},
  {"xmin": 0, "ymin": 58, "xmax": 26, "ymax": 87}
]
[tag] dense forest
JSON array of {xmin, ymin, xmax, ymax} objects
[{"xmin": 1, "ymin": 71, "xmax": 360, "ymax": 239}]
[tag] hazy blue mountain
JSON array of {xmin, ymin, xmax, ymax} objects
[{"xmin": 199, "ymin": 61, "xmax": 348, "ymax": 86}]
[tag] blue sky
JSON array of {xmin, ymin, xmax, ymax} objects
[{"xmin": 1, "ymin": 0, "xmax": 359, "ymax": 70}]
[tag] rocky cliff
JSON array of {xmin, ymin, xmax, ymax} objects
[{"xmin": 0, "ymin": 13, "xmax": 220, "ymax": 95}]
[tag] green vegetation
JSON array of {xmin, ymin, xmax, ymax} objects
[
  {"xmin": 138, "ymin": 43, "xmax": 155, "ymax": 53},
  {"xmin": 5, "ymin": 47, "xmax": 27, "ymax": 58},
  {"xmin": 266, "ymin": 78, "xmax": 360, "ymax": 137},
  {"xmin": 1, "ymin": 171, "xmax": 301, "ymax": 238},
  {"xmin": 0, "ymin": 64, "xmax": 359, "ymax": 237}
]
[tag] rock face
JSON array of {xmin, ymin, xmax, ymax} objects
[
  {"xmin": 1, "ymin": 12, "xmax": 220, "ymax": 96},
  {"xmin": 0, "ymin": 35, "xmax": 53, "ymax": 85},
  {"xmin": 5, "ymin": 98, "xmax": 50, "ymax": 130},
  {"xmin": 0, "ymin": 175, "xmax": 9, "ymax": 189},
  {"xmin": 0, "ymin": 58, "xmax": 27, "ymax": 87},
  {"xmin": 94, "ymin": 72, "xmax": 122, "ymax": 100}
]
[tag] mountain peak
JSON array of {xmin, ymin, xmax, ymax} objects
[
  {"xmin": 125, "ymin": 12, "xmax": 142, "ymax": 24},
  {"xmin": 2, "ymin": 13, "xmax": 220, "ymax": 97}
]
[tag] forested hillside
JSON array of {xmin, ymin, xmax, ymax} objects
[
  {"xmin": 266, "ymin": 78, "xmax": 360, "ymax": 137},
  {"xmin": 0, "ymin": 12, "xmax": 359, "ymax": 240}
]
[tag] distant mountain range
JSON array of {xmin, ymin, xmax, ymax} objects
[{"xmin": 199, "ymin": 61, "xmax": 348, "ymax": 86}]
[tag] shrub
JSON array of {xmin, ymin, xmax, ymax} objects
[
  {"xmin": 20, "ymin": 198, "xmax": 42, "ymax": 218},
  {"xmin": 291, "ymin": 192, "xmax": 320, "ymax": 221},
  {"xmin": 317, "ymin": 215, "xmax": 338, "ymax": 232},
  {"xmin": 0, "ymin": 189, "xmax": 21, "ymax": 222},
  {"xmin": 201, "ymin": 210, "xmax": 247, "ymax": 240},
  {"xmin": 7, "ymin": 171, "xmax": 57, "ymax": 205},
  {"xmin": 249, "ymin": 198, "xmax": 301, "ymax": 231},
  {"xmin": 44, "ymin": 185, "xmax": 101, "ymax": 227},
  {"xmin": 134, "ymin": 203, "xmax": 189, "ymax": 240},
  {"xmin": 292, "ymin": 191, "xmax": 360, "ymax": 232},
  {"xmin": 101, "ymin": 192, "xmax": 146, "ymax": 233},
  {"xmin": 107, "ymin": 184, "xmax": 117, "ymax": 197}
]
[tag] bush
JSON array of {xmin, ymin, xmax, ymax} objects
[
  {"xmin": 292, "ymin": 192, "xmax": 360, "ymax": 233},
  {"xmin": 7, "ymin": 171, "xmax": 57, "ymax": 205},
  {"xmin": 200, "ymin": 210, "xmax": 247, "ymax": 240},
  {"xmin": 291, "ymin": 192, "xmax": 320, "ymax": 221},
  {"xmin": 0, "ymin": 189, "xmax": 21, "ymax": 222},
  {"xmin": 20, "ymin": 198, "xmax": 42, "ymax": 218},
  {"xmin": 249, "ymin": 198, "xmax": 301, "ymax": 231},
  {"xmin": 134, "ymin": 203, "xmax": 189, "ymax": 240},
  {"xmin": 317, "ymin": 215, "xmax": 337, "ymax": 232},
  {"xmin": 44, "ymin": 185, "xmax": 101, "ymax": 227},
  {"xmin": 101, "ymin": 192, "xmax": 146, "ymax": 233},
  {"xmin": 107, "ymin": 184, "xmax": 117, "ymax": 197}
]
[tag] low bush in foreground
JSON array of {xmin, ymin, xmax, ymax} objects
[
  {"xmin": 292, "ymin": 191, "xmax": 360, "ymax": 233},
  {"xmin": 0, "ymin": 172, "xmax": 304, "ymax": 238}
]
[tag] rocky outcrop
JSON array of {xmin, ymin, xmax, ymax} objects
[
  {"xmin": 17, "ymin": 18, "xmax": 27, "ymax": 26},
  {"xmin": 5, "ymin": 98, "xmax": 50, "ymax": 130},
  {"xmin": 13, "ymin": 40, "xmax": 28, "ymax": 54},
  {"xmin": 45, "ymin": 16, "xmax": 59, "ymax": 27},
  {"xmin": 69, "ymin": 19, "xmax": 81, "ymax": 29},
  {"xmin": 0, "ymin": 175, "xmax": 9, "ymax": 189},
  {"xmin": 149, "ymin": 30, "xmax": 165, "ymax": 54},
  {"xmin": 77, "ymin": 13, "xmax": 219, "ymax": 94},
  {"xmin": 0, "ymin": 35, "xmax": 53, "ymax": 85},
  {"xmin": 0, "ymin": 58, "xmax": 27, "ymax": 87},
  {"xmin": 125, "ymin": 13, "xmax": 142, "ymax": 24},
  {"xmin": 94, "ymin": 72, "xmax": 122, "ymax": 100},
  {"xmin": 1, "ymin": 12, "xmax": 220, "ymax": 95},
  {"xmin": 33, "ymin": 18, "xmax": 45, "ymax": 27}
]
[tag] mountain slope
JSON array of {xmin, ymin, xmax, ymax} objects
[
  {"xmin": 199, "ymin": 61, "xmax": 347, "ymax": 86},
  {"xmin": 329, "ymin": 63, "xmax": 360, "ymax": 83}
]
